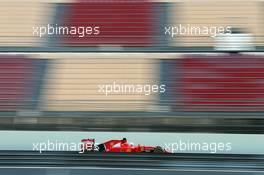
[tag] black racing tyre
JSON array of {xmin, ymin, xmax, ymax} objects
[{"xmin": 153, "ymin": 146, "xmax": 165, "ymax": 153}]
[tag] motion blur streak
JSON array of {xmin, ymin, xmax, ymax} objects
[
  {"xmin": 0, "ymin": 0, "xmax": 263, "ymax": 49},
  {"xmin": 0, "ymin": 0, "xmax": 264, "ymax": 175},
  {"xmin": 0, "ymin": 53, "xmax": 263, "ymax": 133},
  {"xmin": 0, "ymin": 151, "xmax": 263, "ymax": 174},
  {"xmin": 1, "ymin": 53, "xmax": 264, "ymax": 113}
]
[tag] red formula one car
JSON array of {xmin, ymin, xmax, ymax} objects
[{"xmin": 81, "ymin": 138, "xmax": 167, "ymax": 153}]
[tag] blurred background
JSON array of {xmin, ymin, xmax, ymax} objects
[
  {"xmin": 0, "ymin": 0, "xmax": 264, "ymax": 50},
  {"xmin": 0, "ymin": 0, "xmax": 263, "ymax": 132},
  {"xmin": 0, "ymin": 0, "xmax": 264, "ymax": 174}
]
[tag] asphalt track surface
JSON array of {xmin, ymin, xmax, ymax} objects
[{"xmin": 0, "ymin": 151, "xmax": 263, "ymax": 175}]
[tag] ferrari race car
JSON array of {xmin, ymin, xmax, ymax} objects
[{"xmin": 81, "ymin": 138, "xmax": 167, "ymax": 153}]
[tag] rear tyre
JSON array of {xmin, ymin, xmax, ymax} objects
[{"xmin": 153, "ymin": 146, "xmax": 165, "ymax": 153}]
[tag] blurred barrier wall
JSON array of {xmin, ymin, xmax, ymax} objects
[{"xmin": 1, "ymin": 53, "xmax": 264, "ymax": 113}]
